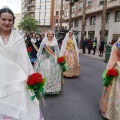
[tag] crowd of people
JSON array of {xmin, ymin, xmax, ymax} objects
[
  {"xmin": 1, "ymin": 5, "xmax": 120, "ymax": 120},
  {"xmin": 81, "ymin": 37, "xmax": 105, "ymax": 57}
]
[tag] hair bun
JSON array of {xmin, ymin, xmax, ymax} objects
[{"xmin": 2, "ymin": 6, "xmax": 10, "ymax": 9}]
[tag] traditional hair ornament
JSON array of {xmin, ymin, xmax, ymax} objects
[
  {"xmin": 1, "ymin": 6, "xmax": 11, "ymax": 12},
  {"xmin": 2, "ymin": 6, "xmax": 10, "ymax": 9}
]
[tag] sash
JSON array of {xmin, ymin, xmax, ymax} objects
[
  {"xmin": 32, "ymin": 42, "xmax": 38, "ymax": 52},
  {"xmin": 44, "ymin": 45, "xmax": 55, "ymax": 56}
]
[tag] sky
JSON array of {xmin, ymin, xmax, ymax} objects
[{"xmin": 0, "ymin": 0, "xmax": 21, "ymax": 13}]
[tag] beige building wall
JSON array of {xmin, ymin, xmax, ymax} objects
[
  {"xmin": 14, "ymin": 13, "xmax": 21, "ymax": 29},
  {"xmin": 53, "ymin": 0, "xmax": 67, "ymax": 31},
  {"xmin": 63, "ymin": 0, "xmax": 120, "ymax": 44}
]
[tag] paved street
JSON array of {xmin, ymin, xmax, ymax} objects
[{"xmin": 41, "ymin": 54, "xmax": 107, "ymax": 120}]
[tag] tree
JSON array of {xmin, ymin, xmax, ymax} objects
[
  {"xmin": 101, "ymin": 0, "xmax": 107, "ymax": 41},
  {"xmin": 81, "ymin": 0, "xmax": 87, "ymax": 43},
  {"xmin": 65, "ymin": 0, "xmax": 79, "ymax": 29},
  {"xmin": 18, "ymin": 16, "xmax": 38, "ymax": 33},
  {"xmin": 60, "ymin": 0, "xmax": 64, "ymax": 31}
]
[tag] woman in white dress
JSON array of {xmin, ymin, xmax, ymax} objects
[
  {"xmin": 0, "ymin": 7, "xmax": 44, "ymax": 120},
  {"xmin": 34, "ymin": 30, "xmax": 62, "ymax": 95}
]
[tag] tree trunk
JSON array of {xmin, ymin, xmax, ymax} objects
[
  {"xmin": 81, "ymin": 0, "xmax": 87, "ymax": 46},
  {"xmin": 69, "ymin": 0, "xmax": 72, "ymax": 29},
  {"xmin": 60, "ymin": 0, "xmax": 63, "ymax": 31},
  {"xmin": 101, "ymin": 0, "xmax": 107, "ymax": 40}
]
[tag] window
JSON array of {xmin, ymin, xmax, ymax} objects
[
  {"xmin": 56, "ymin": 19, "xmax": 58, "ymax": 23},
  {"xmin": 79, "ymin": 2, "xmax": 83, "ymax": 10},
  {"xmin": 106, "ymin": 13, "xmax": 110, "ymax": 23},
  {"xmin": 72, "ymin": 6, "xmax": 75, "ymax": 12},
  {"xmin": 75, "ymin": 20, "xmax": 79, "ymax": 27},
  {"xmin": 71, "ymin": 21, "xmax": 73, "ymax": 27},
  {"xmin": 56, "ymin": 11, "xmax": 59, "ymax": 15},
  {"xmin": 90, "ymin": 16, "xmax": 96, "ymax": 25},
  {"xmin": 99, "ymin": 0, "xmax": 103, "ymax": 5},
  {"xmin": 65, "ymin": 9, "xmax": 69, "ymax": 17},
  {"xmin": 108, "ymin": 0, "xmax": 116, "ymax": 2},
  {"xmin": 87, "ymin": 0, "xmax": 92, "ymax": 6},
  {"xmin": 115, "ymin": 11, "xmax": 120, "ymax": 22}
]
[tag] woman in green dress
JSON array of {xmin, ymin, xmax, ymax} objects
[{"xmin": 34, "ymin": 30, "xmax": 62, "ymax": 95}]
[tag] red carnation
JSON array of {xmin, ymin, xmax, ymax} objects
[
  {"xmin": 27, "ymin": 47, "xmax": 32, "ymax": 52},
  {"xmin": 106, "ymin": 68, "xmax": 119, "ymax": 77},
  {"xmin": 57, "ymin": 56, "xmax": 65, "ymax": 63},
  {"xmin": 27, "ymin": 73, "xmax": 44, "ymax": 85}
]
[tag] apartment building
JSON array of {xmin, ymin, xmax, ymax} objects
[
  {"xmin": 54, "ymin": 0, "xmax": 67, "ymax": 32},
  {"xmin": 21, "ymin": 0, "xmax": 55, "ymax": 32},
  {"xmin": 14, "ymin": 13, "xmax": 21, "ymax": 29},
  {"xmin": 63, "ymin": 0, "xmax": 120, "ymax": 44}
]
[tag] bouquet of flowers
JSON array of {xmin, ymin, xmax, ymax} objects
[
  {"xmin": 27, "ymin": 47, "xmax": 32, "ymax": 58},
  {"xmin": 57, "ymin": 56, "xmax": 69, "ymax": 72},
  {"xmin": 27, "ymin": 73, "xmax": 46, "ymax": 101},
  {"xmin": 102, "ymin": 68, "xmax": 119, "ymax": 87}
]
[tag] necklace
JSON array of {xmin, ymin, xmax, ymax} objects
[{"xmin": 0, "ymin": 33, "xmax": 10, "ymax": 44}]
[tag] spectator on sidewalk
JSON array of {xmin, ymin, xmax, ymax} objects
[
  {"xmin": 36, "ymin": 34, "xmax": 41, "ymax": 48},
  {"xmin": 99, "ymin": 39, "xmax": 105, "ymax": 57},
  {"xmin": 82, "ymin": 38, "xmax": 87, "ymax": 54},
  {"xmin": 58, "ymin": 35, "xmax": 63, "ymax": 49},
  {"xmin": 27, "ymin": 33, "xmax": 38, "ymax": 65},
  {"xmin": 92, "ymin": 37, "xmax": 97, "ymax": 55},
  {"xmin": 87, "ymin": 38, "xmax": 93, "ymax": 54}
]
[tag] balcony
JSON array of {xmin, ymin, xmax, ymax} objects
[
  {"xmin": 107, "ymin": 0, "xmax": 119, "ymax": 9},
  {"xmin": 86, "ymin": 5, "xmax": 103, "ymax": 14},
  {"xmin": 27, "ymin": 8, "xmax": 35, "ymax": 14},
  {"xmin": 27, "ymin": 1, "xmax": 35, "ymax": 7}
]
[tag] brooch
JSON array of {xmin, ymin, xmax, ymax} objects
[{"xmin": 116, "ymin": 42, "xmax": 120, "ymax": 49}]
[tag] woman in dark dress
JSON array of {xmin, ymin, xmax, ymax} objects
[{"xmin": 99, "ymin": 39, "xmax": 105, "ymax": 57}]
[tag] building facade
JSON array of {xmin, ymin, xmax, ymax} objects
[
  {"xmin": 54, "ymin": 0, "xmax": 67, "ymax": 32},
  {"xmin": 14, "ymin": 13, "xmax": 21, "ymax": 29},
  {"xmin": 21, "ymin": 0, "xmax": 55, "ymax": 32},
  {"xmin": 63, "ymin": 0, "xmax": 120, "ymax": 44}
]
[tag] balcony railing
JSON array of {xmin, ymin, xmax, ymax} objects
[
  {"xmin": 27, "ymin": 1, "xmax": 35, "ymax": 7},
  {"xmin": 107, "ymin": 0, "xmax": 118, "ymax": 8},
  {"xmin": 27, "ymin": 8, "xmax": 35, "ymax": 13}
]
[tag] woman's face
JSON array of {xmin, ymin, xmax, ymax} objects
[
  {"xmin": 47, "ymin": 32, "xmax": 54, "ymax": 41},
  {"xmin": 0, "ymin": 12, "xmax": 13, "ymax": 32},
  {"xmin": 69, "ymin": 32, "xmax": 73, "ymax": 37}
]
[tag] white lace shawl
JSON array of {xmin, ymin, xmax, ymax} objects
[
  {"xmin": 0, "ymin": 30, "xmax": 40, "ymax": 120},
  {"xmin": 60, "ymin": 31, "xmax": 79, "ymax": 60}
]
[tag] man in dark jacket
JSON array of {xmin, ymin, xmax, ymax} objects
[
  {"xmin": 82, "ymin": 38, "xmax": 87, "ymax": 54},
  {"xmin": 58, "ymin": 35, "xmax": 63, "ymax": 49},
  {"xmin": 87, "ymin": 39, "xmax": 93, "ymax": 54}
]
